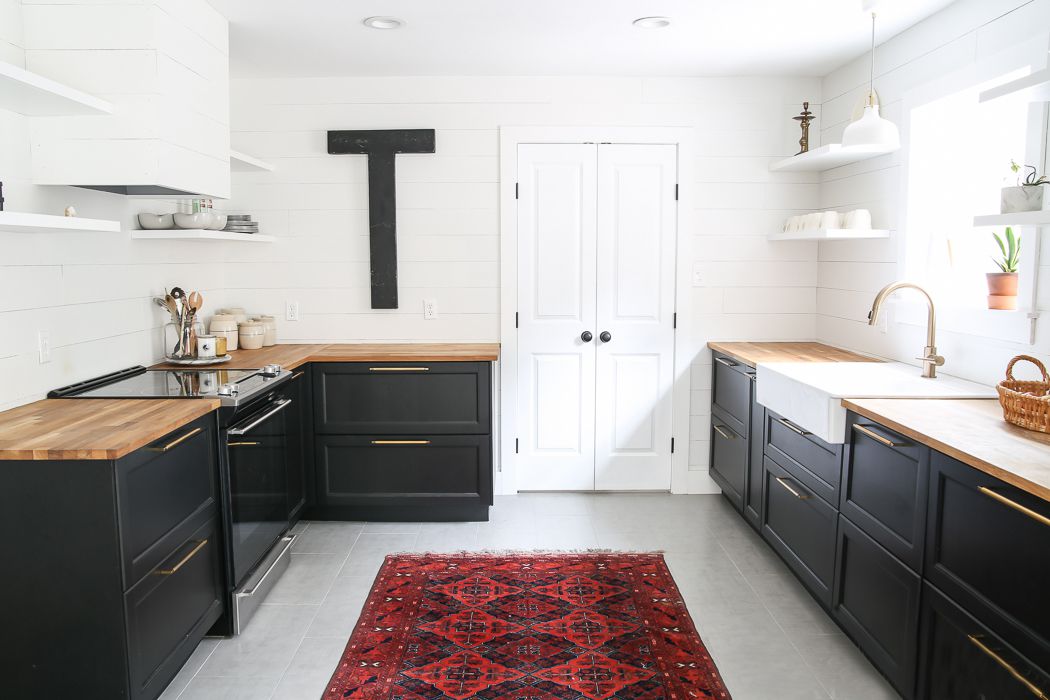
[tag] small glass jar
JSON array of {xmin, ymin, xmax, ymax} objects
[
  {"xmin": 238, "ymin": 321, "xmax": 265, "ymax": 350},
  {"xmin": 163, "ymin": 320, "xmax": 205, "ymax": 359}
]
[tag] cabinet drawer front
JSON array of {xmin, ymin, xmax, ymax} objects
[
  {"xmin": 842, "ymin": 414, "xmax": 928, "ymax": 571},
  {"xmin": 765, "ymin": 409, "xmax": 842, "ymax": 504},
  {"xmin": 833, "ymin": 515, "xmax": 920, "ymax": 698},
  {"xmin": 919, "ymin": 583, "xmax": 1050, "ymax": 700},
  {"xmin": 317, "ymin": 435, "xmax": 491, "ymax": 507},
  {"xmin": 117, "ymin": 414, "xmax": 218, "ymax": 588},
  {"xmin": 710, "ymin": 406, "xmax": 748, "ymax": 511},
  {"xmin": 761, "ymin": 456, "xmax": 838, "ymax": 606},
  {"xmin": 125, "ymin": 518, "xmax": 224, "ymax": 700},
  {"xmin": 712, "ymin": 354, "xmax": 751, "ymax": 435},
  {"xmin": 926, "ymin": 452, "xmax": 1050, "ymax": 670}
]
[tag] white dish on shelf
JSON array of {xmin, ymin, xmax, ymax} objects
[
  {"xmin": 138, "ymin": 213, "xmax": 174, "ymax": 230},
  {"xmin": 163, "ymin": 354, "xmax": 232, "ymax": 366}
]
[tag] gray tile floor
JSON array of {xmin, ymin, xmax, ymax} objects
[{"xmin": 160, "ymin": 493, "xmax": 899, "ymax": 700}]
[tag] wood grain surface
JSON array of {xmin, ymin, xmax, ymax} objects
[
  {"xmin": 708, "ymin": 341, "xmax": 880, "ymax": 367},
  {"xmin": 153, "ymin": 343, "xmax": 500, "ymax": 370}
]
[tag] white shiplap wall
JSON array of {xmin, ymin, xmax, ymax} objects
[
  {"xmin": 226, "ymin": 75, "xmax": 823, "ymax": 487},
  {"xmin": 815, "ymin": 0, "xmax": 1050, "ymax": 386}
]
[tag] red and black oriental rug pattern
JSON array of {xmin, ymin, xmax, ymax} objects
[{"xmin": 323, "ymin": 553, "xmax": 731, "ymax": 700}]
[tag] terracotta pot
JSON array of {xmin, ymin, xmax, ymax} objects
[{"xmin": 987, "ymin": 272, "xmax": 1018, "ymax": 296}]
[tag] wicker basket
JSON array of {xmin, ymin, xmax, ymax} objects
[{"xmin": 997, "ymin": 355, "xmax": 1050, "ymax": 433}]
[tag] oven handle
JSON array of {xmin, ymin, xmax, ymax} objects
[{"xmin": 227, "ymin": 398, "xmax": 292, "ymax": 436}]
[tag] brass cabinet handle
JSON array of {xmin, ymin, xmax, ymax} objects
[
  {"xmin": 979, "ymin": 487, "xmax": 1050, "ymax": 528},
  {"xmin": 775, "ymin": 476, "xmax": 809, "ymax": 500},
  {"xmin": 371, "ymin": 440, "xmax": 431, "ymax": 445},
  {"xmin": 853, "ymin": 424, "xmax": 908, "ymax": 448},
  {"xmin": 291, "ymin": 371, "xmax": 305, "ymax": 380},
  {"xmin": 775, "ymin": 417, "xmax": 808, "ymax": 436},
  {"xmin": 713, "ymin": 425, "xmax": 737, "ymax": 440},
  {"xmin": 154, "ymin": 539, "xmax": 207, "ymax": 576},
  {"xmin": 714, "ymin": 357, "xmax": 736, "ymax": 367},
  {"xmin": 369, "ymin": 367, "xmax": 430, "ymax": 372},
  {"xmin": 148, "ymin": 427, "xmax": 202, "ymax": 453},
  {"xmin": 228, "ymin": 441, "xmax": 261, "ymax": 447},
  {"xmin": 967, "ymin": 634, "xmax": 1049, "ymax": 700}
]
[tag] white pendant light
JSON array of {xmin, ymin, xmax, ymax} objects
[{"xmin": 842, "ymin": 12, "xmax": 900, "ymax": 150}]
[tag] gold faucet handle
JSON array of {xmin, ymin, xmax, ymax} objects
[{"xmin": 916, "ymin": 354, "xmax": 945, "ymax": 366}]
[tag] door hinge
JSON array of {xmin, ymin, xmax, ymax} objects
[
  {"xmin": 515, "ymin": 438, "xmax": 519, "ymax": 454},
  {"xmin": 515, "ymin": 182, "xmax": 519, "ymax": 199},
  {"xmin": 515, "ymin": 312, "xmax": 519, "ymax": 328},
  {"xmin": 675, "ymin": 184, "xmax": 679, "ymax": 200},
  {"xmin": 673, "ymin": 312, "xmax": 677, "ymax": 329},
  {"xmin": 671, "ymin": 437, "xmax": 675, "ymax": 453}
]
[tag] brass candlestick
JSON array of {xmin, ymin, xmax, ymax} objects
[{"xmin": 793, "ymin": 102, "xmax": 814, "ymax": 155}]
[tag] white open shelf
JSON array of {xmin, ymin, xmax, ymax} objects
[
  {"xmin": 979, "ymin": 67, "xmax": 1050, "ymax": 104},
  {"xmin": 0, "ymin": 60, "xmax": 112, "ymax": 116},
  {"xmin": 0, "ymin": 211, "xmax": 120, "ymax": 233},
  {"xmin": 770, "ymin": 143, "xmax": 898, "ymax": 172},
  {"xmin": 770, "ymin": 228, "xmax": 890, "ymax": 241},
  {"xmin": 230, "ymin": 149, "xmax": 275, "ymax": 172},
  {"xmin": 131, "ymin": 229, "xmax": 275, "ymax": 242},
  {"xmin": 973, "ymin": 210, "xmax": 1050, "ymax": 227}
]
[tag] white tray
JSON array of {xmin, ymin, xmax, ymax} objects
[{"xmin": 163, "ymin": 354, "xmax": 232, "ymax": 366}]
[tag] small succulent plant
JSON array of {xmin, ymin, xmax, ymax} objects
[
  {"xmin": 992, "ymin": 226, "xmax": 1020, "ymax": 274},
  {"xmin": 1011, "ymin": 160, "xmax": 1049, "ymax": 187}
]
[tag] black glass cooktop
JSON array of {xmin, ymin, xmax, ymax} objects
[{"xmin": 74, "ymin": 369, "xmax": 260, "ymax": 399}]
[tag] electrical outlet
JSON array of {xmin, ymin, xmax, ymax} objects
[
  {"xmin": 423, "ymin": 298, "xmax": 438, "ymax": 320},
  {"xmin": 285, "ymin": 300, "xmax": 300, "ymax": 322},
  {"xmin": 37, "ymin": 330, "xmax": 51, "ymax": 364}
]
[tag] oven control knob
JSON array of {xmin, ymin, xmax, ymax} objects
[
  {"xmin": 262, "ymin": 364, "xmax": 282, "ymax": 377},
  {"xmin": 218, "ymin": 383, "xmax": 238, "ymax": 396}
]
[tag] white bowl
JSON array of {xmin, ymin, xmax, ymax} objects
[
  {"xmin": 208, "ymin": 213, "xmax": 228, "ymax": 230},
  {"xmin": 174, "ymin": 212, "xmax": 210, "ymax": 230},
  {"xmin": 138, "ymin": 213, "xmax": 174, "ymax": 230}
]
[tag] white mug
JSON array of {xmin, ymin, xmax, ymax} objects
[
  {"xmin": 844, "ymin": 209, "xmax": 872, "ymax": 230},
  {"xmin": 820, "ymin": 211, "xmax": 841, "ymax": 229}
]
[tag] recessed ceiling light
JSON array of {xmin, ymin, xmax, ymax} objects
[
  {"xmin": 633, "ymin": 16, "xmax": 671, "ymax": 29},
  {"xmin": 363, "ymin": 16, "xmax": 403, "ymax": 30}
]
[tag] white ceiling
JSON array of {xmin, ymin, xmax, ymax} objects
[{"xmin": 211, "ymin": 0, "xmax": 958, "ymax": 78}]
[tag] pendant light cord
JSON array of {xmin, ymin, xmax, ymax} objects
[{"xmin": 868, "ymin": 12, "xmax": 876, "ymax": 107}]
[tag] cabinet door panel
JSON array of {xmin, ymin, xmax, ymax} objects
[
  {"xmin": 712, "ymin": 354, "xmax": 750, "ymax": 436},
  {"xmin": 710, "ymin": 406, "xmax": 747, "ymax": 511},
  {"xmin": 765, "ymin": 409, "xmax": 842, "ymax": 505}
]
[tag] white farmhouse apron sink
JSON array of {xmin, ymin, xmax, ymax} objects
[{"xmin": 756, "ymin": 362, "xmax": 996, "ymax": 443}]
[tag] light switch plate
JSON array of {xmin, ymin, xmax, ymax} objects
[{"xmin": 423, "ymin": 298, "xmax": 438, "ymax": 320}]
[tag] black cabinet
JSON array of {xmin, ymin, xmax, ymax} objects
[
  {"xmin": 285, "ymin": 367, "xmax": 310, "ymax": 525},
  {"xmin": 712, "ymin": 354, "xmax": 751, "ymax": 433},
  {"xmin": 918, "ymin": 582, "xmax": 1050, "ymax": 700},
  {"xmin": 765, "ymin": 408, "xmax": 843, "ymax": 505},
  {"xmin": 710, "ymin": 405, "xmax": 747, "ymax": 511},
  {"xmin": 312, "ymin": 361, "xmax": 494, "ymax": 521},
  {"xmin": 710, "ymin": 353, "xmax": 762, "ymax": 522},
  {"xmin": 4, "ymin": 413, "xmax": 225, "ymax": 700},
  {"xmin": 842, "ymin": 413, "xmax": 928, "ymax": 571},
  {"xmin": 744, "ymin": 374, "xmax": 764, "ymax": 529},
  {"xmin": 926, "ymin": 451, "xmax": 1050, "ymax": 672},
  {"xmin": 833, "ymin": 515, "xmax": 921, "ymax": 698}
]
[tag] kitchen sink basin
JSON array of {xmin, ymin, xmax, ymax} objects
[{"xmin": 756, "ymin": 362, "xmax": 996, "ymax": 443}]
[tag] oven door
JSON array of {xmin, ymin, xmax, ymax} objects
[{"xmin": 225, "ymin": 395, "xmax": 294, "ymax": 586}]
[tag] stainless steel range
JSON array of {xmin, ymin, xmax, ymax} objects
[{"xmin": 49, "ymin": 364, "xmax": 302, "ymax": 634}]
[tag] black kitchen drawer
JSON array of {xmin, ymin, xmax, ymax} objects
[
  {"xmin": 712, "ymin": 353, "xmax": 750, "ymax": 437},
  {"xmin": 125, "ymin": 518, "xmax": 224, "ymax": 700},
  {"xmin": 833, "ymin": 515, "xmax": 920, "ymax": 698},
  {"xmin": 761, "ymin": 455, "xmax": 838, "ymax": 607},
  {"xmin": 316, "ymin": 435, "xmax": 491, "ymax": 520},
  {"xmin": 116, "ymin": 414, "xmax": 218, "ymax": 588},
  {"xmin": 710, "ymin": 405, "xmax": 747, "ymax": 512},
  {"xmin": 926, "ymin": 451, "xmax": 1050, "ymax": 671},
  {"xmin": 918, "ymin": 582, "xmax": 1050, "ymax": 700},
  {"xmin": 764, "ymin": 409, "xmax": 842, "ymax": 506},
  {"xmin": 744, "ymin": 376, "xmax": 764, "ymax": 530},
  {"xmin": 841, "ymin": 414, "xmax": 928, "ymax": 571},
  {"xmin": 314, "ymin": 362, "xmax": 491, "ymax": 435}
]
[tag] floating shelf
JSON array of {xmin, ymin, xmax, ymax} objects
[
  {"xmin": 230, "ymin": 149, "xmax": 275, "ymax": 172},
  {"xmin": 770, "ymin": 143, "xmax": 898, "ymax": 172},
  {"xmin": 769, "ymin": 228, "xmax": 890, "ymax": 241},
  {"xmin": 973, "ymin": 210, "xmax": 1050, "ymax": 227},
  {"xmin": 131, "ymin": 229, "xmax": 275, "ymax": 242},
  {"xmin": 0, "ymin": 60, "xmax": 112, "ymax": 116},
  {"xmin": 0, "ymin": 211, "xmax": 120, "ymax": 233},
  {"xmin": 979, "ymin": 67, "xmax": 1050, "ymax": 104}
]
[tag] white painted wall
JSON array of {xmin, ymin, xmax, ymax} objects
[
  {"xmin": 815, "ymin": 0, "xmax": 1050, "ymax": 386},
  {"xmin": 225, "ymin": 75, "xmax": 823, "ymax": 487}
]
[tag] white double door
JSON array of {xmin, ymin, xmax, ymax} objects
[{"xmin": 516, "ymin": 143, "xmax": 678, "ymax": 491}]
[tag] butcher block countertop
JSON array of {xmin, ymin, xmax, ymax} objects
[
  {"xmin": 0, "ymin": 399, "xmax": 220, "ymax": 461},
  {"xmin": 152, "ymin": 343, "xmax": 501, "ymax": 370},
  {"xmin": 708, "ymin": 341, "xmax": 879, "ymax": 368},
  {"xmin": 845, "ymin": 398, "xmax": 1050, "ymax": 503}
]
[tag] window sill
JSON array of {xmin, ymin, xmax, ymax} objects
[{"xmin": 894, "ymin": 300, "xmax": 1037, "ymax": 345}]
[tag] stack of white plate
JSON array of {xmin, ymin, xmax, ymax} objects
[{"xmin": 223, "ymin": 214, "xmax": 259, "ymax": 234}]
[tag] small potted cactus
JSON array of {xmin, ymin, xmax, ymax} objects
[
  {"xmin": 1001, "ymin": 160, "xmax": 1048, "ymax": 213},
  {"xmin": 988, "ymin": 227, "xmax": 1020, "ymax": 310}
]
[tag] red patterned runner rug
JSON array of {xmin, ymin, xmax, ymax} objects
[{"xmin": 323, "ymin": 552, "xmax": 731, "ymax": 700}]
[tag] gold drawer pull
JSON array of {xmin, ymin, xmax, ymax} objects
[
  {"xmin": 979, "ymin": 487, "xmax": 1050, "ymax": 528},
  {"xmin": 967, "ymin": 634, "xmax": 1049, "ymax": 700},
  {"xmin": 775, "ymin": 417, "xmax": 808, "ymax": 436},
  {"xmin": 369, "ymin": 367, "xmax": 430, "ymax": 372},
  {"xmin": 775, "ymin": 476, "xmax": 809, "ymax": 500},
  {"xmin": 292, "ymin": 371, "xmax": 305, "ymax": 380},
  {"xmin": 713, "ymin": 425, "xmax": 737, "ymax": 440},
  {"xmin": 148, "ymin": 427, "xmax": 202, "ymax": 453},
  {"xmin": 371, "ymin": 440, "xmax": 431, "ymax": 445},
  {"xmin": 714, "ymin": 357, "xmax": 736, "ymax": 367},
  {"xmin": 853, "ymin": 424, "xmax": 907, "ymax": 448},
  {"xmin": 154, "ymin": 539, "xmax": 207, "ymax": 576},
  {"xmin": 228, "ymin": 441, "xmax": 261, "ymax": 447}
]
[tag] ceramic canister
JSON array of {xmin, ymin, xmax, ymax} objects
[
  {"xmin": 256, "ymin": 315, "xmax": 277, "ymax": 347},
  {"xmin": 210, "ymin": 314, "xmax": 239, "ymax": 351},
  {"xmin": 238, "ymin": 321, "xmax": 265, "ymax": 350}
]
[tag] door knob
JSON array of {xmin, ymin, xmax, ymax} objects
[
  {"xmin": 599, "ymin": 331, "xmax": 612, "ymax": 343},
  {"xmin": 580, "ymin": 331, "xmax": 593, "ymax": 342}
]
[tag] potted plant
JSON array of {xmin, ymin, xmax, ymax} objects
[
  {"xmin": 1001, "ymin": 160, "xmax": 1049, "ymax": 213},
  {"xmin": 988, "ymin": 226, "xmax": 1020, "ymax": 310}
]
